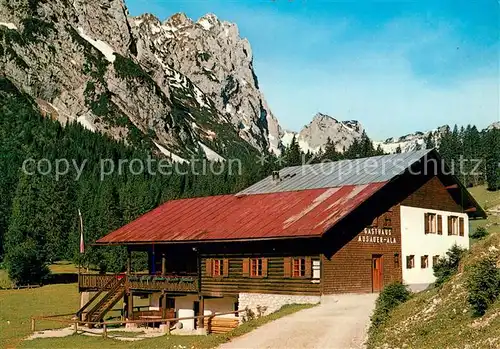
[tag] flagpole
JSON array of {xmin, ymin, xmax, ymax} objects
[{"xmin": 78, "ymin": 209, "xmax": 84, "ymax": 279}]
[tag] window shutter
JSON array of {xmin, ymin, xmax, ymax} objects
[
  {"xmin": 242, "ymin": 258, "xmax": 250, "ymax": 277},
  {"xmin": 448, "ymin": 216, "xmax": 453, "ymax": 235},
  {"xmin": 223, "ymin": 259, "xmax": 229, "ymax": 277},
  {"xmin": 283, "ymin": 257, "xmax": 292, "ymax": 278},
  {"xmin": 262, "ymin": 258, "xmax": 268, "ymax": 278},
  {"xmin": 305, "ymin": 257, "xmax": 312, "ymax": 278},
  {"xmin": 437, "ymin": 215, "xmax": 443, "ymax": 235},
  {"xmin": 424, "ymin": 213, "xmax": 429, "ymax": 234},
  {"xmin": 205, "ymin": 259, "xmax": 213, "ymax": 277},
  {"xmin": 459, "ymin": 217, "xmax": 465, "ymax": 236}
]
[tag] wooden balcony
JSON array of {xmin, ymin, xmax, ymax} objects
[{"xmin": 78, "ymin": 274, "xmax": 198, "ymax": 293}]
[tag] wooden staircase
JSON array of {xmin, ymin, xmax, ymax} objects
[{"xmin": 77, "ymin": 275, "xmax": 125, "ymax": 325}]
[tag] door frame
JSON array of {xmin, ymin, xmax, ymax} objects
[{"xmin": 371, "ymin": 254, "xmax": 384, "ymax": 292}]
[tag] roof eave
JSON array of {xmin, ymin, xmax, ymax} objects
[{"xmin": 93, "ymin": 233, "xmax": 323, "ymax": 246}]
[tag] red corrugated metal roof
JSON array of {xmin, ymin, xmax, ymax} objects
[{"xmin": 96, "ymin": 182, "xmax": 387, "ymax": 244}]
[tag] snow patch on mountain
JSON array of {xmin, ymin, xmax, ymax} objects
[
  {"xmin": 487, "ymin": 122, "xmax": 500, "ymax": 130},
  {"xmin": 154, "ymin": 142, "xmax": 189, "ymax": 164},
  {"xmin": 374, "ymin": 126, "xmax": 448, "ymax": 153},
  {"xmin": 0, "ymin": 22, "xmax": 17, "ymax": 30},
  {"xmin": 77, "ymin": 115, "xmax": 96, "ymax": 132},
  {"xmin": 373, "ymin": 138, "xmax": 425, "ymax": 154},
  {"xmin": 77, "ymin": 27, "xmax": 116, "ymax": 63},
  {"xmin": 198, "ymin": 18, "xmax": 213, "ymax": 31},
  {"xmin": 198, "ymin": 142, "xmax": 225, "ymax": 161}
]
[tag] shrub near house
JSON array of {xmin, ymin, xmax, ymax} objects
[{"xmin": 466, "ymin": 255, "xmax": 500, "ymax": 316}]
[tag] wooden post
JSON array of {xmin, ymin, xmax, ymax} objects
[
  {"xmin": 161, "ymin": 253, "xmax": 166, "ymax": 276},
  {"xmin": 74, "ymin": 321, "xmax": 78, "ymax": 334},
  {"xmin": 198, "ymin": 296, "xmax": 205, "ymax": 329},
  {"xmin": 152, "ymin": 244, "xmax": 156, "ymax": 274},
  {"xmin": 161, "ymin": 292, "xmax": 167, "ymax": 319},
  {"xmin": 196, "ymin": 247, "xmax": 202, "ymax": 292},
  {"xmin": 31, "ymin": 318, "xmax": 35, "ymax": 332},
  {"xmin": 103, "ymin": 323, "xmax": 107, "ymax": 338},
  {"xmin": 126, "ymin": 248, "xmax": 131, "ymax": 275},
  {"xmin": 166, "ymin": 321, "xmax": 171, "ymax": 335},
  {"xmin": 127, "ymin": 291, "xmax": 134, "ymax": 320},
  {"xmin": 123, "ymin": 293, "xmax": 129, "ymax": 320}
]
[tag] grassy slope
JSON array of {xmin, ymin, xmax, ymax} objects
[
  {"xmin": 469, "ymin": 185, "xmax": 500, "ymax": 236},
  {"xmin": 468, "ymin": 185, "xmax": 500, "ymax": 211},
  {"xmin": 48, "ymin": 261, "xmax": 80, "ymax": 274},
  {"xmin": 369, "ymin": 232, "xmax": 500, "ymax": 348},
  {"xmin": 369, "ymin": 186, "xmax": 500, "ymax": 349}
]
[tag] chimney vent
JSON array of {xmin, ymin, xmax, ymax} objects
[{"xmin": 272, "ymin": 171, "xmax": 280, "ymax": 183}]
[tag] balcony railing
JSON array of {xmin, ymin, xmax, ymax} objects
[
  {"xmin": 78, "ymin": 274, "xmax": 198, "ymax": 293},
  {"xmin": 78, "ymin": 274, "xmax": 116, "ymax": 290}
]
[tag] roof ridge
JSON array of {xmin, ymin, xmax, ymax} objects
[{"xmin": 238, "ymin": 149, "xmax": 433, "ymax": 195}]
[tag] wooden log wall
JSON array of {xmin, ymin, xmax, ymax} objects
[{"xmin": 201, "ymin": 256, "xmax": 321, "ymax": 296}]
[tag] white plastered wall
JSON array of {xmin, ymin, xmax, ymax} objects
[
  {"xmin": 148, "ymin": 294, "xmax": 237, "ymax": 328},
  {"xmin": 400, "ymin": 205, "xmax": 469, "ymax": 291},
  {"xmin": 204, "ymin": 297, "xmax": 238, "ymax": 319}
]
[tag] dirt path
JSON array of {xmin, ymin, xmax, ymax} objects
[{"xmin": 219, "ymin": 293, "xmax": 377, "ymax": 349}]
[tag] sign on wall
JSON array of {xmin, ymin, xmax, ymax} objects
[{"xmin": 358, "ymin": 227, "xmax": 396, "ymax": 244}]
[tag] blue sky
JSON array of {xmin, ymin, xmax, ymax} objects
[{"xmin": 126, "ymin": 0, "xmax": 499, "ymax": 140}]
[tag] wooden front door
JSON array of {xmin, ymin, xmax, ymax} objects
[{"xmin": 372, "ymin": 255, "xmax": 383, "ymax": 292}]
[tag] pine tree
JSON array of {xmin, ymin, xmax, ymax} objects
[
  {"xmin": 5, "ymin": 239, "xmax": 50, "ymax": 285},
  {"xmin": 41, "ymin": 175, "xmax": 76, "ymax": 262},
  {"xmin": 5, "ymin": 172, "xmax": 50, "ymax": 284},
  {"xmin": 97, "ymin": 182, "xmax": 126, "ymax": 273},
  {"xmin": 485, "ymin": 129, "xmax": 500, "ymax": 191},
  {"xmin": 375, "ymin": 144, "xmax": 385, "ymax": 155},
  {"xmin": 322, "ymin": 137, "xmax": 342, "ymax": 161},
  {"xmin": 424, "ymin": 131, "xmax": 435, "ymax": 149},
  {"xmin": 285, "ymin": 135, "xmax": 302, "ymax": 166},
  {"xmin": 360, "ymin": 131, "xmax": 377, "ymax": 157}
]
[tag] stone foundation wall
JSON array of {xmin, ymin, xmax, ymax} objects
[{"xmin": 238, "ymin": 293, "xmax": 320, "ymax": 320}]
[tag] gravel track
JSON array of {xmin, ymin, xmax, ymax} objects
[{"xmin": 219, "ymin": 293, "xmax": 377, "ymax": 349}]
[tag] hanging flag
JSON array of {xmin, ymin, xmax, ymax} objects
[{"xmin": 78, "ymin": 209, "xmax": 84, "ymax": 254}]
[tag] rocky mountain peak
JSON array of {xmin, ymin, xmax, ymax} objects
[
  {"xmin": 281, "ymin": 113, "xmax": 364, "ymax": 153},
  {"xmin": 1, "ymin": 0, "xmax": 267, "ymax": 162},
  {"xmin": 311, "ymin": 112, "xmax": 337, "ymax": 123},
  {"xmin": 134, "ymin": 11, "xmax": 281, "ymax": 153},
  {"xmin": 197, "ymin": 13, "xmax": 220, "ymax": 30},
  {"xmin": 135, "ymin": 13, "xmax": 160, "ymax": 24},
  {"xmin": 164, "ymin": 12, "xmax": 193, "ymax": 29},
  {"xmin": 488, "ymin": 121, "xmax": 500, "ymax": 130}
]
